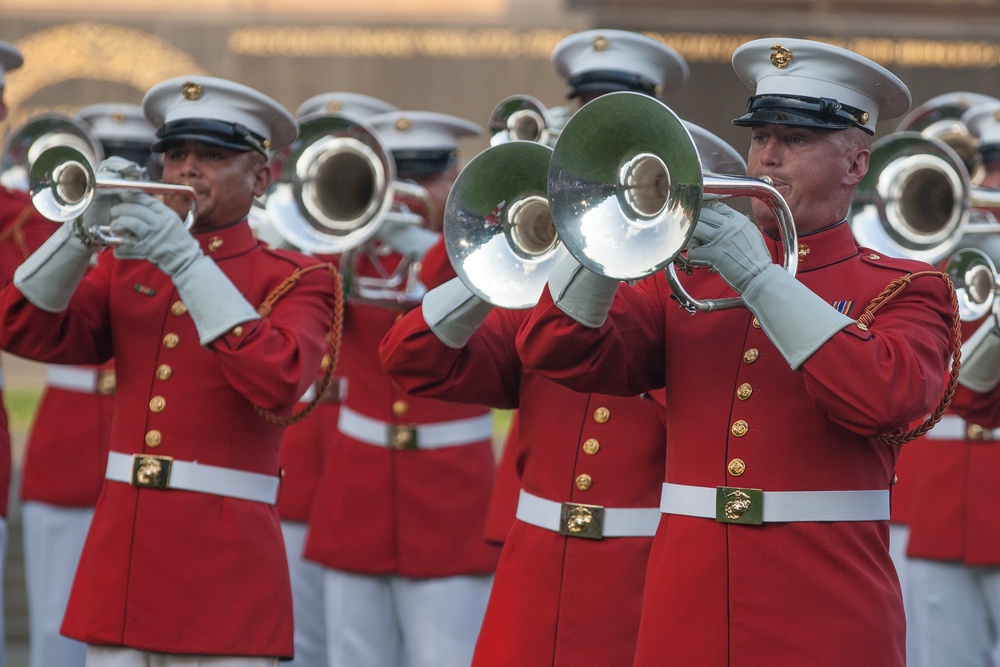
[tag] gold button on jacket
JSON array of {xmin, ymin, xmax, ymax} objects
[{"xmin": 728, "ymin": 458, "xmax": 747, "ymax": 476}]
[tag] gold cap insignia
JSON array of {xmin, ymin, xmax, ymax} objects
[
  {"xmin": 262, "ymin": 138, "xmax": 270, "ymax": 149},
  {"xmin": 326, "ymin": 101, "xmax": 342, "ymax": 112},
  {"xmin": 396, "ymin": 117, "xmax": 412, "ymax": 132},
  {"xmin": 112, "ymin": 112, "xmax": 126, "ymax": 123},
  {"xmin": 182, "ymin": 81, "xmax": 203, "ymax": 101},
  {"xmin": 770, "ymin": 44, "xmax": 793, "ymax": 69},
  {"xmin": 592, "ymin": 36, "xmax": 609, "ymax": 52},
  {"xmin": 994, "ymin": 110, "xmax": 1000, "ymax": 122},
  {"xmin": 860, "ymin": 111, "xmax": 870, "ymax": 125}
]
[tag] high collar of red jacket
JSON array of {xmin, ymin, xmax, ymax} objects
[
  {"xmin": 762, "ymin": 218, "xmax": 860, "ymax": 273},
  {"xmin": 191, "ymin": 218, "xmax": 257, "ymax": 260}
]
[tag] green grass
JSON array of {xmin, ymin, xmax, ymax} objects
[{"xmin": 3, "ymin": 388, "xmax": 41, "ymax": 432}]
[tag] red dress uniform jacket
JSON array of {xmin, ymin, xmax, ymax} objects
[
  {"xmin": 381, "ymin": 304, "xmax": 666, "ymax": 667},
  {"xmin": 305, "ymin": 243, "xmax": 501, "ymax": 576},
  {"xmin": 483, "ymin": 415, "xmax": 521, "ymax": 545},
  {"xmin": 0, "ymin": 221, "xmax": 336, "ymax": 658},
  {"xmin": 516, "ymin": 222, "xmax": 954, "ymax": 667},
  {"xmin": 908, "ymin": 315, "xmax": 1000, "ymax": 565},
  {"xmin": 20, "ymin": 360, "xmax": 115, "ymax": 507},
  {"xmin": 275, "ymin": 399, "xmax": 338, "ymax": 522},
  {"xmin": 0, "ymin": 187, "xmax": 60, "ymax": 517},
  {"xmin": 275, "ymin": 249, "xmax": 342, "ymax": 524}
]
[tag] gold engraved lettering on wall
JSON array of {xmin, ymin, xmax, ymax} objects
[
  {"xmin": 228, "ymin": 26, "xmax": 571, "ymax": 59},
  {"xmin": 228, "ymin": 25, "xmax": 1000, "ymax": 69},
  {"xmin": 3, "ymin": 22, "xmax": 208, "ymax": 136}
]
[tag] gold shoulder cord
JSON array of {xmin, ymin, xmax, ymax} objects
[
  {"xmin": 856, "ymin": 271, "xmax": 962, "ymax": 447},
  {"xmin": 253, "ymin": 262, "xmax": 345, "ymax": 427}
]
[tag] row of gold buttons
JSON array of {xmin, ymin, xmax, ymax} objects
[
  {"xmin": 146, "ymin": 301, "xmax": 186, "ymax": 449},
  {"xmin": 728, "ymin": 345, "xmax": 760, "ymax": 478},
  {"xmin": 575, "ymin": 407, "xmax": 611, "ymax": 491}
]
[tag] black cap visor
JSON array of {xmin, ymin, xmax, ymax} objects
[
  {"xmin": 567, "ymin": 70, "xmax": 657, "ymax": 100},
  {"xmin": 732, "ymin": 95, "xmax": 873, "ymax": 135},
  {"xmin": 151, "ymin": 118, "xmax": 267, "ymax": 155},
  {"xmin": 393, "ymin": 150, "xmax": 456, "ymax": 179}
]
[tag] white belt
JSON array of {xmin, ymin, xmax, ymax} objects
[
  {"xmin": 927, "ymin": 414, "xmax": 1000, "ymax": 441},
  {"xmin": 338, "ymin": 406, "xmax": 493, "ymax": 450},
  {"xmin": 298, "ymin": 376, "xmax": 347, "ymax": 404},
  {"xmin": 660, "ymin": 482, "xmax": 890, "ymax": 525},
  {"xmin": 106, "ymin": 451, "xmax": 279, "ymax": 504},
  {"xmin": 515, "ymin": 489, "xmax": 660, "ymax": 539},
  {"xmin": 46, "ymin": 366, "xmax": 96, "ymax": 393}
]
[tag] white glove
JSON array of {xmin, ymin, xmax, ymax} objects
[
  {"xmin": 111, "ymin": 192, "xmax": 259, "ymax": 344},
  {"xmin": 957, "ymin": 313, "xmax": 1000, "ymax": 392},
  {"xmin": 688, "ymin": 201, "xmax": 852, "ymax": 369},
  {"xmin": 686, "ymin": 200, "xmax": 772, "ymax": 294},
  {"xmin": 76, "ymin": 157, "xmax": 147, "ymax": 244},
  {"xmin": 375, "ymin": 218, "xmax": 439, "ymax": 259},
  {"xmin": 110, "ymin": 192, "xmax": 201, "ymax": 276},
  {"xmin": 97, "ymin": 156, "xmax": 146, "ymax": 181},
  {"xmin": 547, "ymin": 252, "xmax": 619, "ymax": 328},
  {"xmin": 421, "ymin": 277, "xmax": 494, "ymax": 348},
  {"xmin": 13, "ymin": 222, "xmax": 95, "ymax": 312},
  {"xmin": 170, "ymin": 255, "xmax": 261, "ymax": 345}
]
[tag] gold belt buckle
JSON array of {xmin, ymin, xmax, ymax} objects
[
  {"xmin": 96, "ymin": 369, "xmax": 116, "ymax": 396},
  {"xmin": 559, "ymin": 502, "xmax": 605, "ymax": 539},
  {"xmin": 317, "ymin": 376, "xmax": 343, "ymax": 404},
  {"xmin": 389, "ymin": 424, "xmax": 418, "ymax": 450},
  {"xmin": 966, "ymin": 423, "xmax": 994, "ymax": 441},
  {"xmin": 130, "ymin": 454, "xmax": 173, "ymax": 489},
  {"xmin": 715, "ymin": 487, "xmax": 763, "ymax": 525}
]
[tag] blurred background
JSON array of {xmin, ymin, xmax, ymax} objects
[{"xmin": 1, "ymin": 0, "xmax": 999, "ymax": 663}]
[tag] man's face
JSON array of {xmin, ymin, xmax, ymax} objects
[
  {"xmin": 160, "ymin": 140, "xmax": 270, "ymax": 232},
  {"xmin": 746, "ymin": 124, "xmax": 869, "ymax": 235}
]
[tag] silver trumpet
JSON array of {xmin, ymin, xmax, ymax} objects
[
  {"xmin": 943, "ymin": 234, "xmax": 1000, "ymax": 322},
  {"xmin": 548, "ymin": 91, "xmax": 797, "ymax": 313},
  {"xmin": 488, "ymin": 94, "xmax": 568, "ymax": 148},
  {"xmin": 29, "ymin": 143, "xmax": 197, "ymax": 246},
  {"xmin": 444, "ymin": 140, "xmax": 565, "ymax": 309},
  {"xmin": 850, "ymin": 132, "xmax": 1000, "ymax": 265},
  {"xmin": 264, "ymin": 113, "xmax": 432, "ymax": 307}
]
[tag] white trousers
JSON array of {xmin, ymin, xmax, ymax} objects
[
  {"xmin": 322, "ymin": 568, "xmax": 493, "ymax": 667},
  {"xmin": 909, "ymin": 557, "xmax": 1000, "ymax": 667},
  {"xmin": 22, "ymin": 501, "xmax": 93, "ymax": 667},
  {"xmin": 85, "ymin": 647, "xmax": 277, "ymax": 667},
  {"xmin": 889, "ymin": 523, "xmax": 917, "ymax": 666},
  {"xmin": 279, "ymin": 521, "xmax": 327, "ymax": 667}
]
